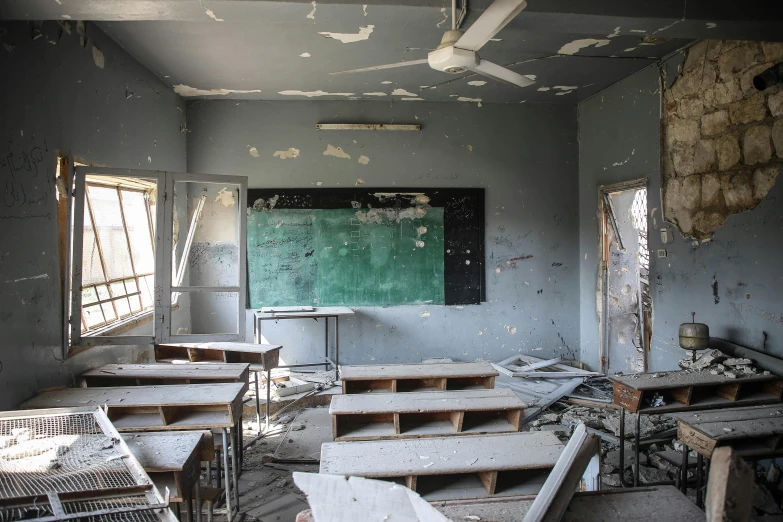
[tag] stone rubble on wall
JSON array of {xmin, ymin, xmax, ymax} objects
[{"xmin": 663, "ymin": 40, "xmax": 783, "ymax": 238}]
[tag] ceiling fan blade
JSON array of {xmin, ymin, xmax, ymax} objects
[
  {"xmin": 469, "ymin": 59, "xmax": 535, "ymax": 87},
  {"xmin": 455, "ymin": 0, "xmax": 527, "ymax": 52},
  {"xmin": 329, "ymin": 58, "xmax": 429, "ymax": 75}
]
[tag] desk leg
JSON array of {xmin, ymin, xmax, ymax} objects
[
  {"xmin": 633, "ymin": 413, "xmax": 641, "ymax": 487},
  {"xmin": 194, "ymin": 481, "xmax": 201, "ymax": 522},
  {"xmin": 335, "ymin": 316, "xmax": 339, "ymax": 379},
  {"xmin": 254, "ymin": 371, "xmax": 262, "ymax": 435},
  {"xmin": 680, "ymin": 443, "xmax": 688, "ymax": 493},
  {"xmin": 266, "ymin": 368, "xmax": 271, "ymax": 433},
  {"xmin": 231, "ymin": 426, "xmax": 240, "ymax": 510},
  {"xmin": 696, "ymin": 453, "xmax": 704, "ymax": 507},
  {"xmin": 206, "ymin": 461, "xmax": 212, "ymax": 487},
  {"xmin": 618, "ymin": 408, "xmax": 627, "ymax": 487},
  {"xmin": 324, "ymin": 318, "xmax": 329, "ymax": 370},
  {"xmin": 221, "ymin": 429, "xmax": 232, "ymax": 522},
  {"xmin": 184, "ymin": 488, "xmax": 193, "ymax": 522}
]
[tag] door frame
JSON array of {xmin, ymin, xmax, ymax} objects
[{"xmin": 597, "ymin": 177, "xmax": 648, "ymax": 374}]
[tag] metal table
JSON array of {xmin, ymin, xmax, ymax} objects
[{"xmin": 254, "ymin": 306, "xmax": 355, "ymax": 377}]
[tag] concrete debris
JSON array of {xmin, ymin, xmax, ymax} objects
[
  {"xmin": 601, "ymin": 474, "xmax": 622, "ymax": 487},
  {"xmin": 753, "ymin": 483, "xmax": 782, "ymax": 514},
  {"xmin": 679, "ymin": 348, "xmax": 763, "ymax": 376},
  {"xmin": 530, "ymin": 413, "xmax": 561, "ymax": 427},
  {"xmin": 766, "ymin": 462, "xmax": 781, "ymax": 484},
  {"xmin": 632, "ymin": 464, "xmax": 671, "ymax": 484},
  {"xmin": 601, "ymin": 413, "xmax": 657, "ymax": 438}
]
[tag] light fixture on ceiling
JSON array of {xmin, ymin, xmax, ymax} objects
[{"xmin": 329, "ymin": 0, "xmax": 535, "ymax": 89}]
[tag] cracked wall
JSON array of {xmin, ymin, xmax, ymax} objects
[{"xmin": 662, "ymin": 40, "xmax": 783, "ymax": 239}]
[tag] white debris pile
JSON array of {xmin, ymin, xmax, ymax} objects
[{"xmin": 678, "ymin": 349, "xmax": 769, "ymax": 378}]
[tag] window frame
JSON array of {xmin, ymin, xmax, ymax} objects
[
  {"xmin": 70, "ymin": 167, "xmax": 166, "ymax": 347},
  {"xmin": 68, "ymin": 167, "xmax": 248, "ymax": 352}
]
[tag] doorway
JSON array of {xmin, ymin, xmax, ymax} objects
[{"xmin": 599, "ymin": 179, "xmax": 651, "ymax": 375}]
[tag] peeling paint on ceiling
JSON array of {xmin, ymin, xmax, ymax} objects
[
  {"xmin": 174, "ymin": 84, "xmax": 261, "ymax": 96},
  {"xmin": 318, "ymin": 25, "xmax": 374, "ymax": 44}
]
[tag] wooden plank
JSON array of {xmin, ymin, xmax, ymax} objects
[
  {"xmin": 20, "ymin": 383, "xmax": 245, "ymax": 408},
  {"xmin": 522, "ymin": 424, "xmax": 590, "ymax": 522},
  {"xmin": 330, "ymin": 389, "xmax": 525, "ymax": 415},
  {"xmin": 670, "ymin": 386, "xmax": 693, "ymax": 405},
  {"xmin": 705, "ymin": 447, "xmax": 754, "ymax": 522},
  {"xmin": 539, "ymin": 435, "xmax": 600, "ymax": 522},
  {"xmin": 122, "ymin": 432, "xmax": 203, "ymax": 472},
  {"xmin": 437, "ymin": 487, "xmax": 705, "ymax": 522},
  {"xmin": 320, "ymin": 432, "xmax": 564, "ymax": 477},
  {"xmin": 514, "ymin": 372, "xmax": 590, "ymax": 379},
  {"xmin": 261, "ymin": 306, "xmax": 314, "ymax": 313},
  {"xmin": 341, "ymin": 362, "xmax": 498, "ymax": 380},
  {"xmin": 478, "ymin": 471, "xmax": 498, "ymax": 495},
  {"xmin": 715, "ymin": 382, "xmax": 742, "ymax": 401},
  {"xmin": 677, "ymin": 425, "xmax": 719, "ymax": 457},
  {"xmin": 610, "ymin": 371, "xmax": 781, "ymax": 391}
]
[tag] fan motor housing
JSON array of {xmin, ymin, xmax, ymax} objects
[{"xmin": 428, "ymin": 46, "xmax": 478, "ymax": 74}]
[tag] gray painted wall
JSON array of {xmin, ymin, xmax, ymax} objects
[
  {"xmin": 186, "ymin": 100, "xmax": 580, "ymax": 367},
  {"xmin": 0, "ymin": 21, "xmax": 187, "ymax": 410},
  {"xmin": 578, "ymin": 65, "xmax": 664, "ymax": 371},
  {"xmin": 579, "ymin": 58, "xmax": 783, "ymax": 372}
]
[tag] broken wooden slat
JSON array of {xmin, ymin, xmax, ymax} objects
[
  {"xmin": 705, "ymin": 446, "xmax": 754, "ymax": 522},
  {"xmin": 515, "ymin": 372, "xmax": 592, "ymax": 379},
  {"xmin": 522, "ymin": 424, "xmax": 594, "ymax": 522}
]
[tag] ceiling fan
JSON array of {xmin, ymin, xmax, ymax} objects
[{"xmin": 329, "ymin": 0, "xmax": 534, "ymax": 88}]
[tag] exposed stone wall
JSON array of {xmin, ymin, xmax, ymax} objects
[{"xmin": 663, "ymin": 40, "xmax": 783, "ymax": 238}]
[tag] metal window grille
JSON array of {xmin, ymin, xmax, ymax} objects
[{"xmin": 0, "ymin": 408, "xmax": 175, "ymax": 522}]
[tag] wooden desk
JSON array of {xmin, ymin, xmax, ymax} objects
[
  {"xmin": 676, "ymin": 404, "xmax": 783, "ymax": 458},
  {"xmin": 81, "ymin": 363, "xmax": 250, "ymax": 388},
  {"xmin": 253, "ymin": 306, "xmax": 354, "ymax": 375},
  {"xmin": 340, "ymin": 362, "xmax": 498, "ymax": 394},
  {"xmin": 154, "ymin": 342, "xmax": 281, "ymax": 433},
  {"xmin": 20, "ymin": 383, "xmax": 244, "ymax": 521},
  {"xmin": 610, "ymin": 369, "xmax": 783, "ymax": 489},
  {"xmin": 330, "ymin": 388, "xmax": 525, "ymax": 441},
  {"xmin": 123, "ymin": 431, "xmax": 204, "ymax": 522},
  {"xmin": 320, "ymin": 432, "xmax": 564, "ymax": 501}
]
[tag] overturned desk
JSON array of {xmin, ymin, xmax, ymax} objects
[
  {"xmin": 19, "ymin": 383, "xmax": 245, "ymax": 521},
  {"xmin": 254, "ymin": 306, "xmax": 354, "ymax": 376},
  {"xmin": 155, "ymin": 342, "xmax": 281, "ymax": 432}
]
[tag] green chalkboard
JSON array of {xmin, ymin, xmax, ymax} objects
[{"xmin": 247, "ymin": 208, "xmax": 444, "ymax": 307}]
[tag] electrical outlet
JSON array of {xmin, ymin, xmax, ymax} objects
[
  {"xmin": 660, "ymin": 228, "xmax": 670, "ymax": 244},
  {"xmin": 657, "ymin": 249, "xmax": 667, "ymax": 258}
]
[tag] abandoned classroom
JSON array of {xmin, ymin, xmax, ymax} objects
[{"xmin": 2, "ymin": 1, "xmax": 783, "ymax": 521}]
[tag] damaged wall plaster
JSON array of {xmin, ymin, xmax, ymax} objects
[
  {"xmin": 187, "ymin": 100, "xmax": 579, "ymax": 367},
  {"xmin": 0, "ymin": 21, "xmax": 187, "ymax": 410},
  {"xmin": 662, "ymin": 40, "xmax": 783, "ymax": 239}
]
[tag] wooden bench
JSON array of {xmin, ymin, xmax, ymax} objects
[
  {"xmin": 340, "ymin": 362, "xmax": 499, "ymax": 394},
  {"xmin": 676, "ymin": 404, "xmax": 783, "ymax": 458},
  {"xmin": 330, "ymin": 389, "xmax": 525, "ymax": 441},
  {"xmin": 320, "ymin": 432, "xmax": 564, "ymax": 501},
  {"xmin": 155, "ymin": 342, "xmax": 281, "ymax": 372},
  {"xmin": 81, "ymin": 363, "xmax": 250, "ymax": 388},
  {"xmin": 610, "ymin": 371, "xmax": 783, "ymax": 414},
  {"xmin": 19, "ymin": 383, "xmax": 245, "ymax": 431}
]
